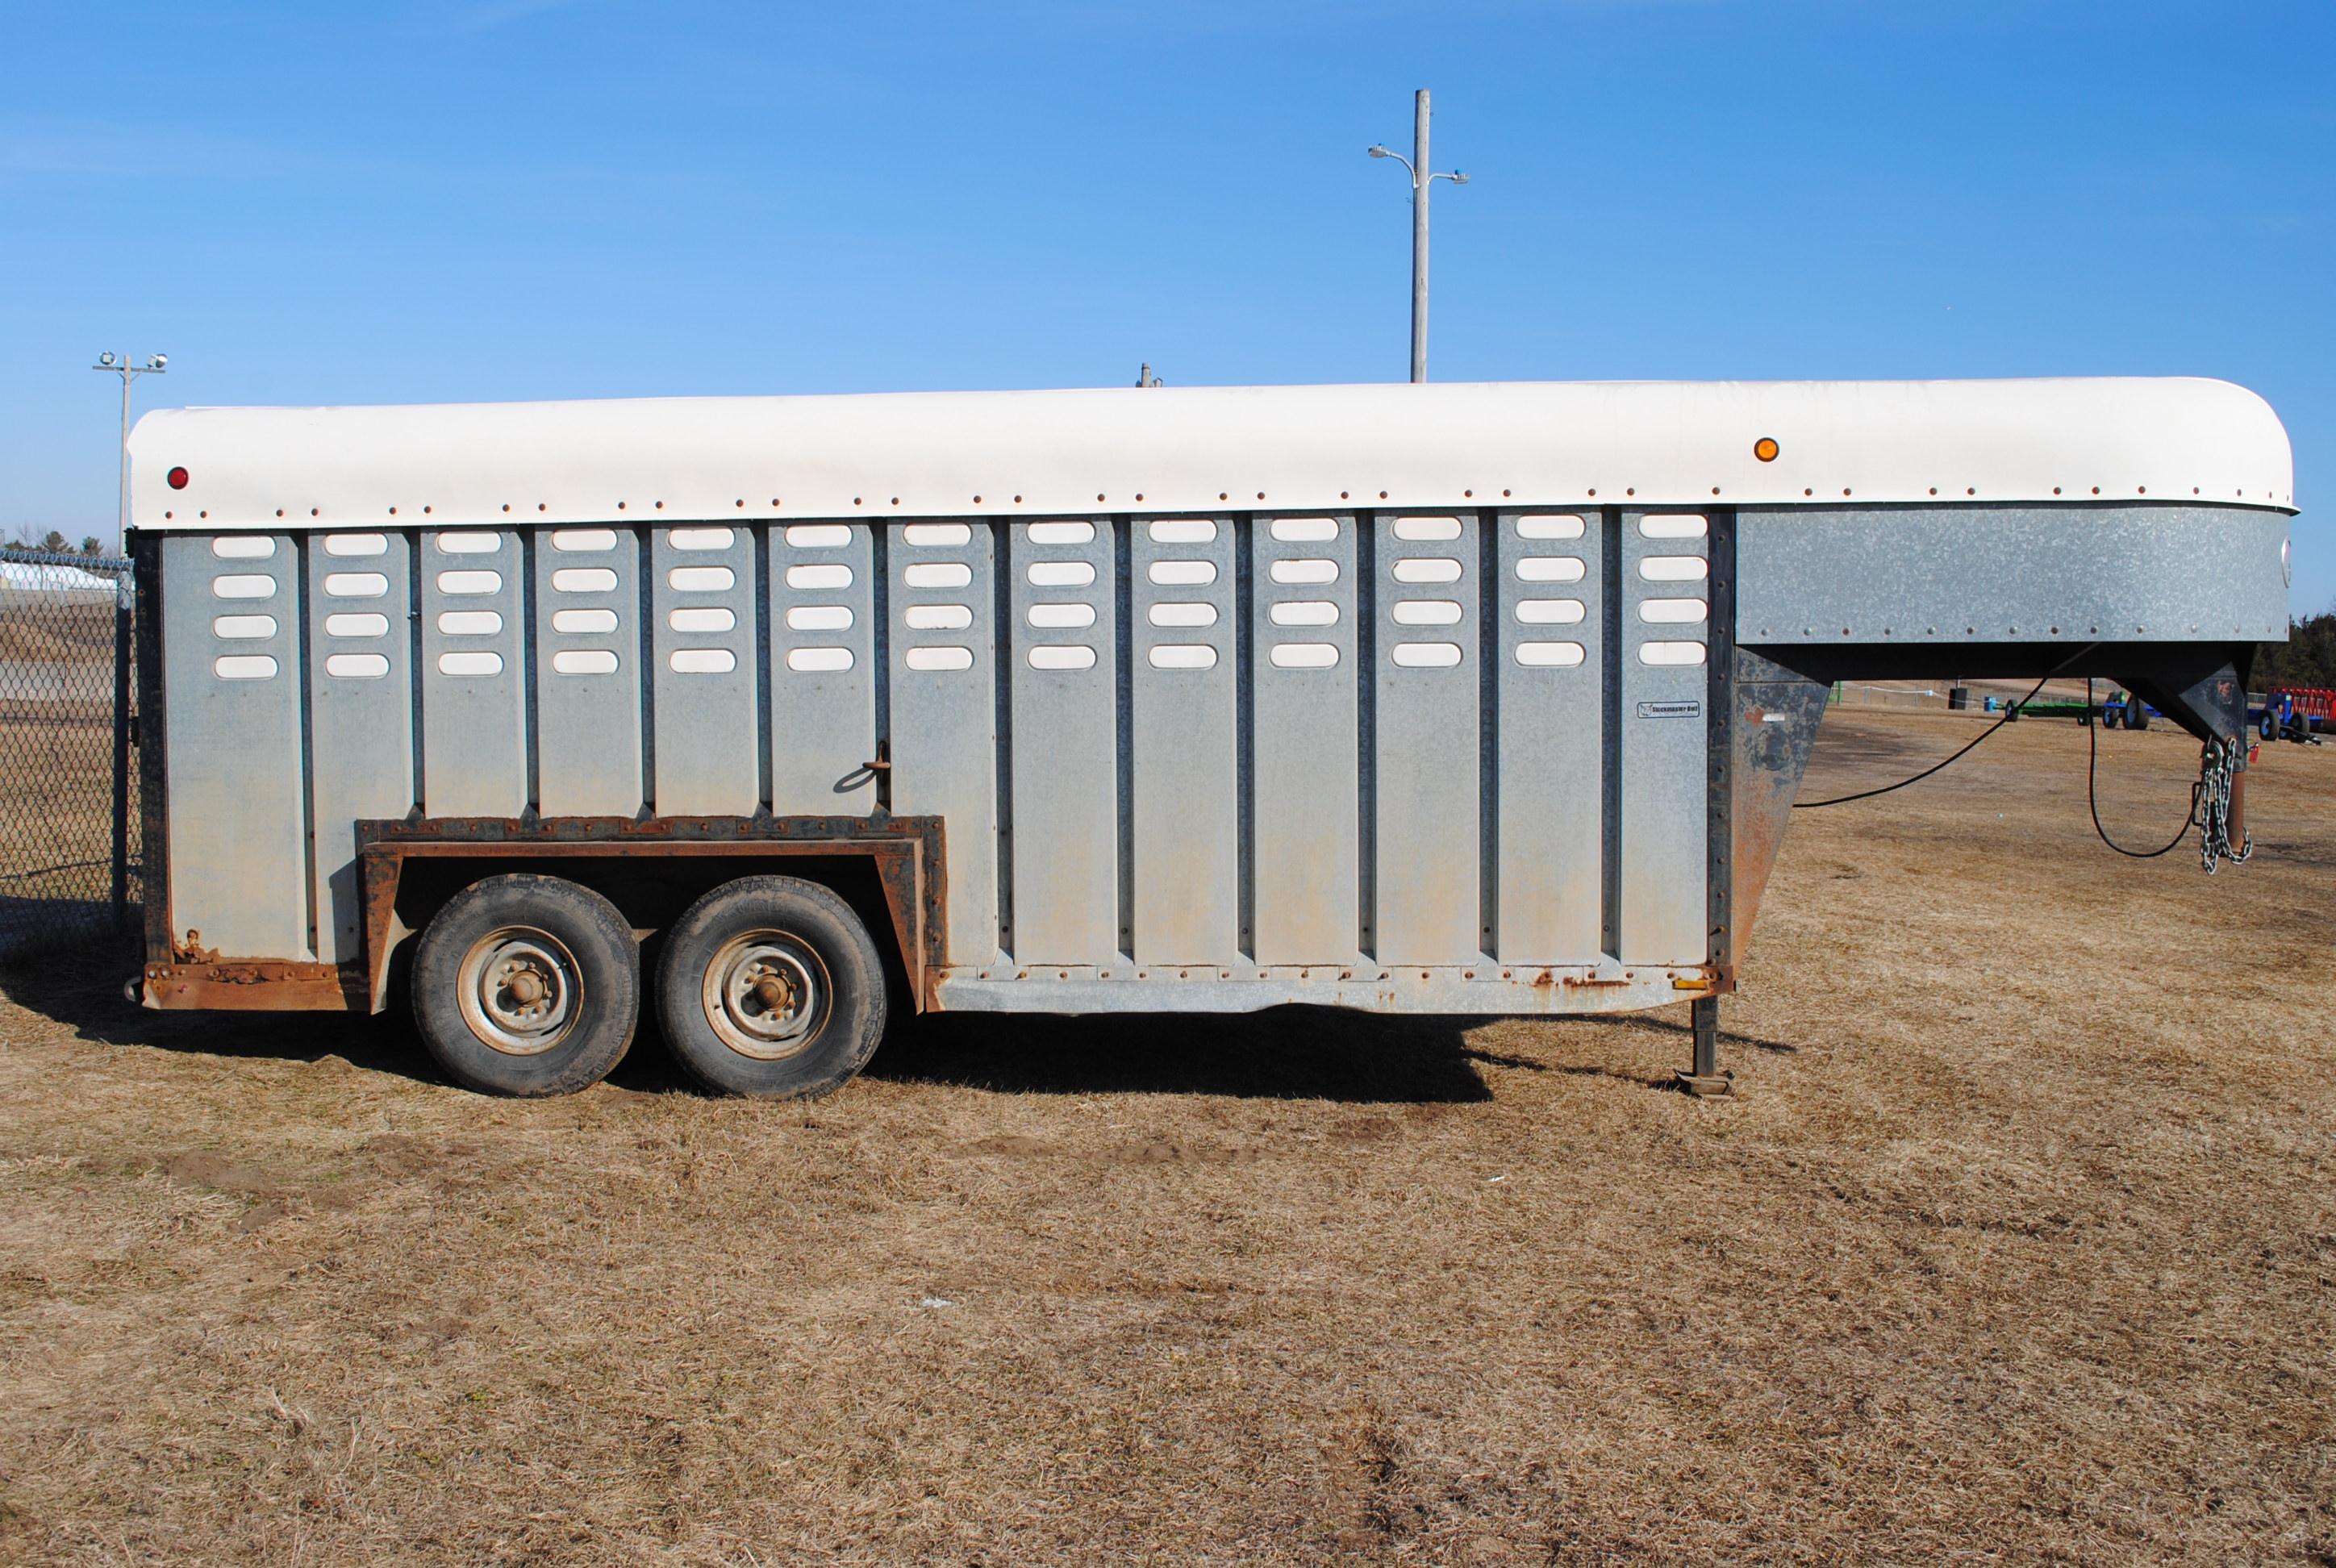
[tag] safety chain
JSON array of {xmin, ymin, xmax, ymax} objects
[{"xmin": 2196, "ymin": 736, "xmax": 2253, "ymax": 875}]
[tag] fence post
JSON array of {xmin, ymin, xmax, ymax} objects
[{"xmin": 111, "ymin": 569, "xmax": 131, "ymax": 935}]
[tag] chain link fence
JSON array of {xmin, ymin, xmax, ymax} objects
[{"xmin": 0, "ymin": 551, "xmax": 137, "ymax": 958}]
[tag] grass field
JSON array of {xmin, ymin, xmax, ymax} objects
[{"xmin": 1, "ymin": 707, "xmax": 2330, "ymax": 1565}]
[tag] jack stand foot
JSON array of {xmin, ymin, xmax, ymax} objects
[{"xmin": 1677, "ymin": 994, "xmax": 1733, "ymax": 1096}]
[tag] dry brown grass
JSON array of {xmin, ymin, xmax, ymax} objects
[{"xmin": 1, "ymin": 709, "xmax": 2331, "ymax": 1565}]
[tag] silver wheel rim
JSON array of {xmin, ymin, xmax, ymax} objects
[
  {"xmin": 456, "ymin": 925, "xmax": 582, "ymax": 1057},
  {"xmin": 700, "ymin": 929, "xmax": 829, "ymax": 1061}
]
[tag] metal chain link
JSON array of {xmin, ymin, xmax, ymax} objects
[{"xmin": 2195, "ymin": 735, "xmax": 2252, "ymax": 875}]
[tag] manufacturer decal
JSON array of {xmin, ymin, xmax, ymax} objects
[{"xmin": 1636, "ymin": 700, "xmax": 1703, "ymax": 719}]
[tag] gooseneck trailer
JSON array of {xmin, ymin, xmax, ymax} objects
[{"xmin": 124, "ymin": 378, "xmax": 2294, "ymax": 1096}]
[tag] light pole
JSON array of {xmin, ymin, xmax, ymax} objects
[
  {"xmin": 92, "ymin": 351, "xmax": 167, "ymax": 556},
  {"xmin": 1369, "ymin": 89, "xmax": 1468, "ymax": 383}
]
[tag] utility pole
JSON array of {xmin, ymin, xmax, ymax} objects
[
  {"xmin": 92, "ymin": 351, "xmax": 166, "ymax": 556},
  {"xmin": 1369, "ymin": 90, "xmax": 1468, "ymax": 382}
]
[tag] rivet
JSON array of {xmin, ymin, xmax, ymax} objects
[
  {"xmin": 889, "ymin": 498, "xmax": 900, "ymax": 507},
  {"xmin": 163, "ymin": 511, "xmax": 173, "ymax": 519},
  {"xmin": 503, "ymin": 503, "xmax": 512, "ymax": 512},
  {"xmin": 538, "ymin": 503, "xmax": 548, "ymax": 512},
  {"xmin": 1463, "ymin": 489, "xmax": 1473, "ymax": 498},
  {"xmin": 199, "ymin": 510, "xmax": 207, "ymax": 518},
  {"xmin": 2137, "ymin": 486, "xmax": 2146, "ymax": 495},
  {"xmin": 2053, "ymin": 487, "xmax": 2062, "ymax": 495},
  {"xmin": 655, "ymin": 500, "xmax": 665, "ymax": 509},
  {"xmin": 1587, "ymin": 489, "xmax": 1596, "ymax": 497},
  {"xmin": 311, "ymin": 508, "xmax": 319, "ymax": 516},
  {"xmin": 1502, "ymin": 489, "xmax": 1512, "ymax": 497},
  {"xmin": 617, "ymin": 501, "xmax": 626, "ymax": 510},
  {"xmin": 1014, "ymin": 495, "xmax": 1023, "ymax": 503},
  {"xmin": 973, "ymin": 495, "xmax": 982, "ymax": 504},
  {"xmin": 1340, "ymin": 490, "xmax": 1350, "ymax": 499},
  {"xmin": 771, "ymin": 498, "xmax": 781, "ymax": 507},
  {"xmin": 1929, "ymin": 487, "xmax": 1938, "ymax": 496},
  {"xmin": 1843, "ymin": 488, "xmax": 1852, "ymax": 496},
  {"xmin": 1256, "ymin": 491, "xmax": 1265, "ymax": 500},
  {"xmin": 853, "ymin": 497, "xmax": 863, "ymax": 506},
  {"xmin": 1379, "ymin": 490, "xmax": 1388, "ymax": 499},
  {"xmin": 1967, "ymin": 487, "xmax": 1975, "ymax": 496},
  {"xmin": 1218, "ymin": 492, "xmax": 1228, "ymax": 501},
  {"xmin": 388, "ymin": 507, "xmax": 397, "ymax": 515},
  {"xmin": 1711, "ymin": 486, "xmax": 1721, "ymax": 496},
  {"xmin": 1134, "ymin": 493, "xmax": 1144, "ymax": 502},
  {"xmin": 275, "ymin": 509, "xmax": 284, "ymax": 517},
  {"xmin": 736, "ymin": 498, "xmax": 745, "ymax": 508},
  {"xmin": 2092, "ymin": 486, "xmax": 2100, "ymax": 494},
  {"xmin": 1098, "ymin": 494, "xmax": 1107, "ymax": 502}
]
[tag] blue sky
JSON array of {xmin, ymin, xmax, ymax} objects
[{"xmin": 4, "ymin": 1, "xmax": 2329, "ymax": 607}]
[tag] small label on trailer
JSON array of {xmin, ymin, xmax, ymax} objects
[{"xmin": 1636, "ymin": 700, "xmax": 1702, "ymax": 719}]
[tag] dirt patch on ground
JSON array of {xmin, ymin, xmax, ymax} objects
[{"xmin": 1, "ymin": 709, "xmax": 2331, "ymax": 1564}]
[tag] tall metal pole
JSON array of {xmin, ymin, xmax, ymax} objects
[
  {"xmin": 1370, "ymin": 96, "xmax": 1463, "ymax": 383},
  {"xmin": 118, "ymin": 370, "xmax": 132, "ymax": 556},
  {"xmin": 1411, "ymin": 89, "xmax": 1430, "ymax": 384}
]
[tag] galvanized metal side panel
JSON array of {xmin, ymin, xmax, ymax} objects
[
  {"xmin": 650, "ymin": 523, "xmax": 758, "ymax": 815},
  {"xmin": 1006, "ymin": 517, "xmax": 1120, "ymax": 962},
  {"xmin": 1249, "ymin": 513, "xmax": 1360, "ymax": 965},
  {"xmin": 1491, "ymin": 510, "xmax": 1604, "ymax": 963},
  {"xmin": 887, "ymin": 519, "xmax": 999, "ymax": 964},
  {"xmin": 306, "ymin": 529, "xmax": 414, "ymax": 962},
  {"xmin": 419, "ymin": 528, "xmax": 527, "ymax": 818},
  {"xmin": 533, "ymin": 524, "xmax": 642, "ymax": 816},
  {"xmin": 1371, "ymin": 510, "xmax": 1483, "ymax": 965},
  {"xmin": 162, "ymin": 532, "xmax": 311, "ymax": 958},
  {"xmin": 1737, "ymin": 504, "xmax": 2289, "ymax": 646},
  {"xmin": 1128, "ymin": 515, "xmax": 1239, "ymax": 965},
  {"xmin": 768, "ymin": 521, "xmax": 877, "ymax": 815},
  {"xmin": 1618, "ymin": 510, "xmax": 1710, "ymax": 964}
]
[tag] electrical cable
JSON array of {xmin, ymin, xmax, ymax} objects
[
  {"xmin": 2083, "ymin": 675, "xmax": 2196, "ymax": 858},
  {"xmin": 1792, "ymin": 672, "xmax": 2053, "ymax": 809}
]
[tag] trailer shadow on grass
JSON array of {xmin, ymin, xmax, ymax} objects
[
  {"xmin": 1, "ymin": 950, "xmax": 1539, "ymax": 1104},
  {"xmin": 872, "ymin": 1007, "xmax": 1517, "ymax": 1103},
  {"xmin": 0, "ymin": 945, "xmax": 440, "ymax": 1083}
]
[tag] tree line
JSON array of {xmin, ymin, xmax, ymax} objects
[
  {"xmin": 2, "ymin": 530, "xmax": 111, "ymax": 559},
  {"xmin": 2256, "ymin": 610, "xmax": 2336, "ymax": 691}
]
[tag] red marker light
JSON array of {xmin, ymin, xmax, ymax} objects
[{"xmin": 166, "ymin": 466, "xmax": 190, "ymax": 490}]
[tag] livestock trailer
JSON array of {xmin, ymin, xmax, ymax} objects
[{"xmin": 125, "ymin": 378, "xmax": 2294, "ymax": 1096}]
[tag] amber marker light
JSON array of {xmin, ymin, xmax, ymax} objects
[{"xmin": 1753, "ymin": 437, "xmax": 1780, "ymax": 462}]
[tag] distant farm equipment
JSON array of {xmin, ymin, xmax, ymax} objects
[{"xmin": 2253, "ymin": 686, "xmax": 2331, "ymax": 744}]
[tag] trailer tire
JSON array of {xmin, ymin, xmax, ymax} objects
[
  {"xmin": 653, "ymin": 875, "xmax": 887, "ymax": 1099},
  {"xmin": 2260, "ymin": 710, "xmax": 2278, "ymax": 741},
  {"xmin": 2125, "ymin": 699, "xmax": 2149, "ymax": 731},
  {"xmin": 410, "ymin": 874, "xmax": 640, "ymax": 1097},
  {"xmin": 2100, "ymin": 703, "xmax": 2121, "ymax": 730}
]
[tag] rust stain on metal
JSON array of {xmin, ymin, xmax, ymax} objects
[{"xmin": 143, "ymin": 959, "xmax": 361, "ymax": 1011}]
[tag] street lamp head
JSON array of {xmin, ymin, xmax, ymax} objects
[
  {"xmin": 1452, "ymin": 172, "xmax": 1469, "ymax": 185},
  {"xmin": 1367, "ymin": 144, "xmax": 1390, "ymax": 158},
  {"xmin": 148, "ymin": 354, "xmax": 166, "ymax": 370},
  {"xmin": 98, "ymin": 351, "xmax": 116, "ymax": 367}
]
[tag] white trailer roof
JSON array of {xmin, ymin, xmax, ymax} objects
[{"xmin": 128, "ymin": 377, "xmax": 2294, "ymax": 531}]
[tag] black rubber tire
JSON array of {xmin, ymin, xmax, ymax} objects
[
  {"xmin": 2261, "ymin": 710, "xmax": 2278, "ymax": 741},
  {"xmin": 2101, "ymin": 703, "xmax": 2121, "ymax": 730},
  {"xmin": 2126, "ymin": 699, "xmax": 2150, "ymax": 732},
  {"xmin": 410, "ymin": 874, "xmax": 640, "ymax": 1097},
  {"xmin": 653, "ymin": 875, "xmax": 888, "ymax": 1099}
]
